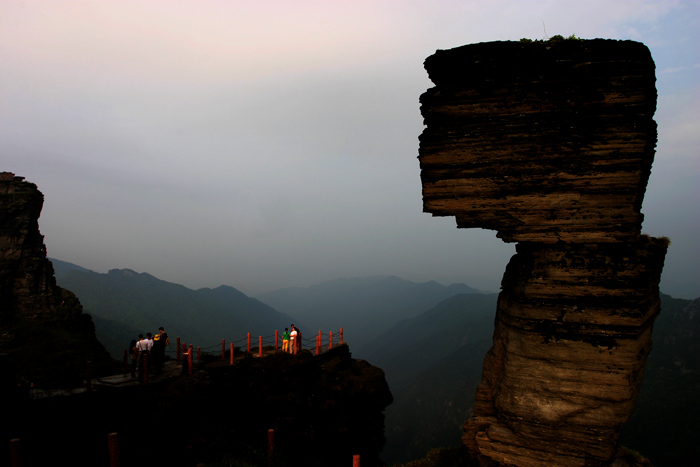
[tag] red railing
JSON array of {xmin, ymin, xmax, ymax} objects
[
  {"xmin": 168, "ymin": 327, "xmax": 345, "ymax": 366},
  {"xmin": 28, "ymin": 328, "xmax": 346, "ymax": 393}
]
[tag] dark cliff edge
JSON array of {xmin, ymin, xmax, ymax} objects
[
  {"xmin": 0, "ymin": 172, "xmax": 117, "ymax": 386},
  {"xmin": 1, "ymin": 345, "xmax": 393, "ymax": 467}
]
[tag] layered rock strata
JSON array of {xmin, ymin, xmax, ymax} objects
[
  {"xmin": 418, "ymin": 40, "xmax": 667, "ymax": 466},
  {"xmin": 419, "ymin": 40, "xmax": 657, "ymax": 244}
]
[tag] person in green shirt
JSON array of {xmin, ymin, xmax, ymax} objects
[{"xmin": 282, "ymin": 327, "xmax": 290, "ymax": 353}]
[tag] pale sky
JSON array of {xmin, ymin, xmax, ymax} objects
[{"xmin": 2, "ymin": 0, "xmax": 698, "ymax": 299}]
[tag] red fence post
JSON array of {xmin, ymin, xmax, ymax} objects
[
  {"xmin": 107, "ymin": 432, "xmax": 120, "ymax": 467},
  {"xmin": 329, "ymin": 331, "xmax": 333, "ymax": 350},
  {"xmin": 197, "ymin": 347, "xmax": 201, "ymax": 360},
  {"xmin": 180, "ymin": 345, "xmax": 188, "ymax": 375},
  {"xmin": 340, "ymin": 327, "xmax": 343, "ymax": 344},
  {"xmin": 268, "ymin": 429, "xmax": 275, "ymax": 467},
  {"xmin": 259, "ymin": 336, "xmax": 263, "ymax": 357},
  {"xmin": 188, "ymin": 345, "xmax": 193, "ymax": 375},
  {"xmin": 180, "ymin": 343, "xmax": 186, "ymax": 375},
  {"xmin": 315, "ymin": 334, "xmax": 320, "ymax": 355},
  {"xmin": 230, "ymin": 343, "xmax": 234, "ymax": 365},
  {"xmin": 247, "ymin": 333, "xmax": 251, "ymax": 353},
  {"xmin": 9, "ymin": 438, "xmax": 22, "ymax": 467},
  {"xmin": 86, "ymin": 361, "xmax": 92, "ymax": 392},
  {"xmin": 353, "ymin": 454, "xmax": 360, "ymax": 467},
  {"xmin": 275, "ymin": 330, "xmax": 279, "ymax": 350},
  {"xmin": 222, "ymin": 339, "xmax": 226, "ymax": 360},
  {"xmin": 176, "ymin": 337, "xmax": 181, "ymax": 361}
]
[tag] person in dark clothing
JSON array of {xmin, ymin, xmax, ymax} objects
[
  {"xmin": 152, "ymin": 326, "xmax": 169, "ymax": 375},
  {"xmin": 152, "ymin": 333, "xmax": 163, "ymax": 375}
]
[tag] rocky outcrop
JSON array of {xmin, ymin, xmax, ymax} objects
[
  {"xmin": 0, "ymin": 172, "xmax": 57, "ymax": 320},
  {"xmin": 0, "ymin": 172, "xmax": 114, "ymax": 386},
  {"xmin": 418, "ymin": 40, "xmax": 667, "ymax": 466}
]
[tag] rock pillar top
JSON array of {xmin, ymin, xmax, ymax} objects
[{"xmin": 419, "ymin": 39, "xmax": 657, "ymax": 243}]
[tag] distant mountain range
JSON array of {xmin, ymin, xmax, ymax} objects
[
  {"xmin": 51, "ymin": 259, "xmax": 484, "ymax": 363},
  {"xmin": 618, "ymin": 294, "xmax": 700, "ymax": 466},
  {"xmin": 51, "ymin": 258, "xmax": 699, "ymax": 466},
  {"xmin": 365, "ymin": 292, "xmax": 498, "ymax": 463},
  {"xmin": 362, "ymin": 292, "xmax": 497, "ymax": 390},
  {"xmin": 255, "ymin": 275, "xmax": 484, "ymax": 356},
  {"xmin": 51, "ymin": 259, "xmax": 295, "ymax": 358}
]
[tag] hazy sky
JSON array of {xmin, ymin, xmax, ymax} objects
[{"xmin": 2, "ymin": 0, "xmax": 698, "ymax": 298}]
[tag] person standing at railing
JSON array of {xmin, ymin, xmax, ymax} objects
[
  {"xmin": 289, "ymin": 325, "xmax": 298, "ymax": 353},
  {"xmin": 136, "ymin": 334, "xmax": 149, "ymax": 383},
  {"xmin": 282, "ymin": 327, "xmax": 290, "ymax": 353},
  {"xmin": 152, "ymin": 326, "xmax": 169, "ymax": 375},
  {"xmin": 145, "ymin": 333, "xmax": 154, "ymax": 374},
  {"xmin": 294, "ymin": 325, "xmax": 302, "ymax": 353},
  {"xmin": 152, "ymin": 333, "xmax": 163, "ymax": 375}
]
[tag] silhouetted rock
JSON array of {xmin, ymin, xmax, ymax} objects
[
  {"xmin": 0, "ymin": 172, "xmax": 115, "ymax": 387},
  {"xmin": 201, "ymin": 345, "xmax": 393, "ymax": 467}
]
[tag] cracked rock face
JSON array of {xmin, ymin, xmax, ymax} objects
[{"xmin": 418, "ymin": 40, "xmax": 667, "ymax": 467}]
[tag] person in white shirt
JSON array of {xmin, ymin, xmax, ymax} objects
[
  {"xmin": 136, "ymin": 334, "xmax": 149, "ymax": 382},
  {"xmin": 136, "ymin": 334, "xmax": 149, "ymax": 353},
  {"xmin": 289, "ymin": 325, "xmax": 298, "ymax": 354}
]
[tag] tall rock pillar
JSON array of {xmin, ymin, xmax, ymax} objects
[{"xmin": 418, "ymin": 40, "xmax": 668, "ymax": 466}]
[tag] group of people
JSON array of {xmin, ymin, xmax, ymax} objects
[
  {"xmin": 281, "ymin": 324, "xmax": 302, "ymax": 353},
  {"xmin": 129, "ymin": 324, "xmax": 305, "ymax": 379},
  {"xmin": 129, "ymin": 326, "xmax": 169, "ymax": 381}
]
